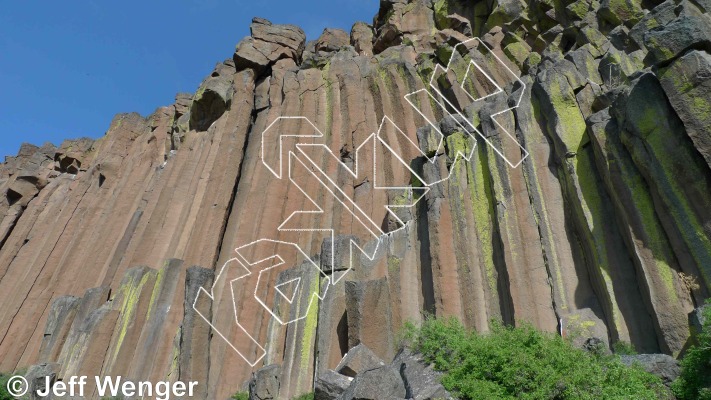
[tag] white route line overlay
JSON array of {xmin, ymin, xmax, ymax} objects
[{"xmin": 194, "ymin": 37, "xmax": 528, "ymax": 365}]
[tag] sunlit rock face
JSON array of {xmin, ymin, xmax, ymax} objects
[{"xmin": 1, "ymin": 0, "xmax": 710, "ymax": 398}]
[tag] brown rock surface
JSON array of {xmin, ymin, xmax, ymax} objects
[
  {"xmin": 0, "ymin": 1, "xmax": 710, "ymax": 398},
  {"xmin": 316, "ymin": 28, "xmax": 350, "ymax": 53},
  {"xmin": 350, "ymin": 22, "xmax": 374, "ymax": 56}
]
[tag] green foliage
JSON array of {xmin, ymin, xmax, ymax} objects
[
  {"xmin": 292, "ymin": 393, "xmax": 315, "ymax": 400},
  {"xmin": 405, "ymin": 318, "xmax": 668, "ymax": 400},
  {"xmin": 0, "ymin": 374, "xmax": 14, "ymax": 400},
  {"xmin": 231, "ymin": 391, "xmax": 249, "ymax": 400},
  {"xmin": 0, "ymin": 372, "xmax": 30, "ymax": 400},
  {"xmin": 673, "ymin": 302, "xmax": 711, "ymax": 400},
  {"xmin": 612, "ymin": 341, "xmax": 638, "ymax": 355},
  {"xmin": 396, "ymin": 320, "xmax": 419, "ymax": 349}
]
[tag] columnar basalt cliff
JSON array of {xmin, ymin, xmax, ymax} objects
[{"xmin": 1, "ymin": 0, "xmax": 710, "ymax": 398}]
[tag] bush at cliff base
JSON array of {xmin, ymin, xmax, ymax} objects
[
  {"xmin": 0, "ymin": 373, "xmax": 14, "ymax": 400},
  {"xmin": 673, "ymin": 301, "xmax": 711, "ymax": 400},
  {"xmin": 401, "ymin": 318, "xmax": 669, "ymax": 399}
]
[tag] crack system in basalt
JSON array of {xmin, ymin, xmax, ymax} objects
[{"xmin": 0, "ymin": 0, "xmax": 710, "ymax": 397}]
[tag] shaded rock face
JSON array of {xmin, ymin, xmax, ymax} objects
[
  {"xmin": 341, "ymin": 365, "xmax": 407, "ymax": 400},
  {"xmin": 335, "ymin": 343, "xmax": 386, "ymax": 377},
  {"xmin": 0, "ymin": 0, "xmax": 710, "ymax": 398},
  {"xmin": 19, "ymin": 262, "xmax": 215, "ymax": 398},
  {"xmin": 392, "ymin": 348, "xmax": 452, "ymax": 400},
  {"xmin": 644, "ymin": 14, "xmax": 711, "ymax": 63},
  {"xmin": 25, "ymin": 363, "xmax": 61, "ymax": 400},
  {"xmin": 690, "ymin": 304, "xmax": 708, "ymax": 335},
  {"xmin": 249, "ymin": 364, "xmax": 281, "ymax": 400},
  {"xmin": 189, "ymin": 60, "xmax": 235, "ymax": 131},
  {"xmin": 620, "ymin": 354, "xmax": 681, "ymax": 386},
  {"xmin": 315, "ymin": 369, "xmax": 352, "ymax": 400},
  {"xmin": 659, "ymin": 50, "xmax": 711, "ymax": 170},
  {"xmin": 345, "ymin": 279, "xmax": 395, "ymax": 360},
  {"xmin": 313, "ymin": 345, "xmax": 453, "ymax": 400}
]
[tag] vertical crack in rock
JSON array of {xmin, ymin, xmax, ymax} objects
[
  {"xmin": 1, "ymin": 0, "xmax": 711, "ymax": 397},
  {"xmin": 0, "ymin": 179, "xmax": 93, "ymax": 362},
  {"xmin": 213, "ymin": 70, "xmax": 257, "ymax": 269}
]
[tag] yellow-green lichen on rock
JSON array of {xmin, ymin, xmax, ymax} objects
[
  {"xmin": 538, "ymin": 72, "xmax": 589, "ymax": 155},
  {"xmin": 599, "ymin": 0, "xmax": 644, "ymax": 27},
  {"xmin": 433, "ymin": 0, "xmax": 450, "ymax": 29},
  {"xmin": 468, "ymin": 141, "xmax": 498, "ymax": 292},
  {"xmin": 535, "ymin": 71, "xmax": 635, "ymax": 343},
  {"xmin": 620, "ymin": 74, "xmax": 711, "ymax": 291},
  {"xmin": 504, "ymin": 42, "xmax": 531, "ymax": 68},
  {"xmin": 110, "ymin": 267, "xmax": 156, "ymax": 365},
  {"xmin": 297, "ymin": 273, "xmax": 320, "ymax": 387},
  {"xmin": 387, "ymin": 256, "xmax": 401, "ymax": 275},
  {"xmin": 566, "ymin": 0, "xmax": 591, "ymax": 19},
  {"xmin": 589, "ymin": 112, "xmax": 691, "ymax": 353},
  {"xmin": 569, "ymin": 149, "xmax": 626, "ymax": 338}
]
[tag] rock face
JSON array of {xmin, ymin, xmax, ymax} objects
[
  {"xmin": 335, "ymin": 343, "xmax": 386, "ymax": 377},
  {"xmin": 690, "ymin": 304, "xmax": 708, "ymax": 335},
  {"xmin": 392, "ymin": 348, "xmax": 452, "ymax": 400},
  {"xmin": 313, "ymin": 345, "xmax": 453, "ymax": 400},
  {"xmin": 316, "ymin": 28, "xmax": 350, "ymax": 53},
  {"xmin": 25, "ymin": 363, "xmax": 61, "ymax": 400},
  {"xmin": 315, "ymin": 369, "xmax": 352, "ymax": 400},
  {"xmin": 659, "ymin": 50, "xmax": 711, "ymax": 170},
  {"xmin": 249, "ymin": 364, "xmax": 281, "ymax": 400},
  {"xmin": 620, "ymin": 354, "xmax": 681, "ymax": 386},
  {"xmin": 340, "ymin": 366, "xmax": 407, "ymax": 400},
  {"xmin": 1, "ymin": 0, "xmax": 710, "ymax": 398},
  {"xmin": 234, "ymin": 17, "xmax": 306, "ymax": 73},
  {"xmin": 189, "ymin": 61, "xmax": 235, "ymax": 131}
]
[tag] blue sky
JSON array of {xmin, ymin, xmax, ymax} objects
[{"xmin": 0, "ymin": 0, "xmax": 377, "ymax": 159}]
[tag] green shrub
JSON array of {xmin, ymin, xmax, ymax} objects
[
  {"xmin": 673, "ymin": 301, "xmax": 711, "ymax": 400},
  {"xmin": 612, "ymin": 340, "xmax": 637, "ymax": 355},
  {"xmin": 231, "ymin": 391, "xmax": 249, "ymax": 400},
  {"xmin": 0, "ymin": 373, "xmax": 13, "ymax": 400},
  {"xmin": 292, "ymin": 393, "xmax": 314, "ymax": 400},
  {"xmin": 404, "ymin": 318, "xmax": 669, "ymax": 400}
]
